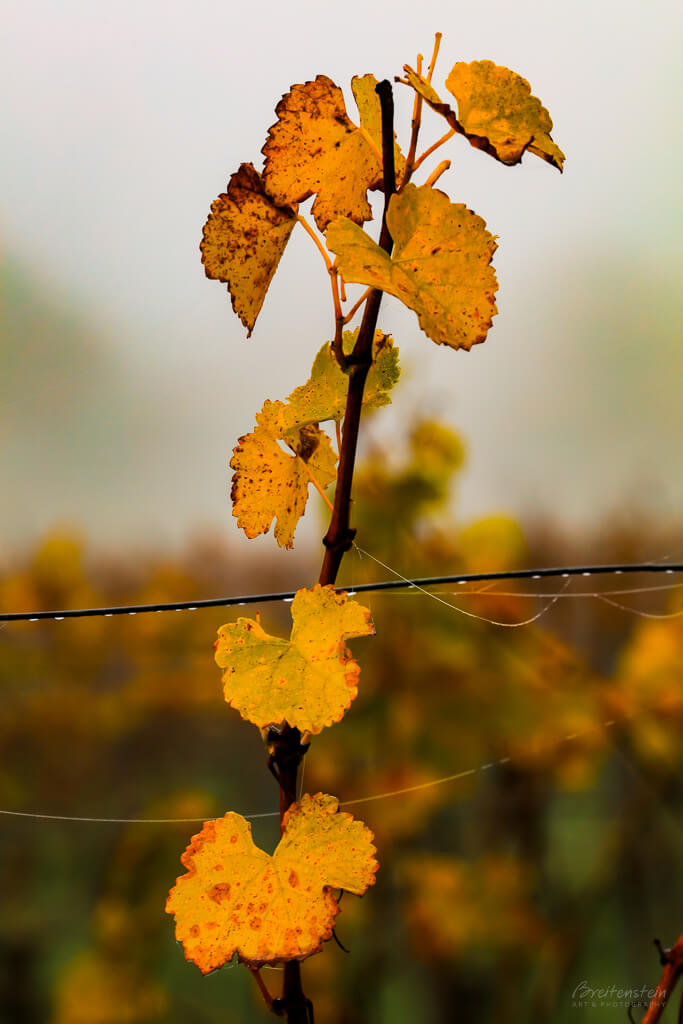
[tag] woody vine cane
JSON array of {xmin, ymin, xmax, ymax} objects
[{"xmin": 165, "ymin": 35, "xmax": 566, "ymax": 1024}]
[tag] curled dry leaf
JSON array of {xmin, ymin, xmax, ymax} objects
[
  {"xmin": 262, "ymin": 74, "xmax": 404, "ymax": 232},
  {"xmin": 403, "ymin": 60, "xmax": 564, "ymax": 170},
  {"xmin": 200, "ymin": 163, "xmax": 297, "ymax": 336},
  {"xmin": 166, "ymin": 793, "xmax": 378, "ymax": 973},
  {"xmin": 327, "ymin": 184, "xmax": 498, "ymax": 350},
  {"xmin": 230, "ymin": 400, "xmax": 337, "ymax": 549},
  {"xmin": 214, "ymin": 584, "xmax": 374, "ymax": 734}
]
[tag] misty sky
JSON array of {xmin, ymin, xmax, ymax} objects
[{"xmin": 2, "ymin": 0, "xmax": 682, "ymax": 563}]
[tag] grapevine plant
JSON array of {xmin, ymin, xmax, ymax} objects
[{"xmin": 165, "ymin": 34, "xmax": 564, "ymax": 1023}]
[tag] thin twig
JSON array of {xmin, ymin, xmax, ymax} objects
[
  {"xmin": 343, "ymin": 287, "xmax": 373, "ymax": 324},
  {"xmin": 402, "ymin": 53, "xmax": 423, "ymax": 187},
  {"xmin": 426, "ymin": 31, "xmax": 442, "ymax": 83},
  {"xmin": 412, "ymin": 127, "xmax": 456, "ymax": 172}
]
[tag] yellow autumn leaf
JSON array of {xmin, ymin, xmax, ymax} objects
[
  {"xmin": 262, "ymin": 75, "xmax": 389, "ymax": 232},
  {"xmin": 166, "ymin": 793, "xmax": 378, "ymax": 972},
  {"xmin": 285, "ymin": 329, "xmax": 400, "ymax": 428},
  {"xmin": 402, "ymin": 61, "xmax": 564, "ymax": 170},
  {"xmin": 327, "ymin": 184, "xmax": 498, "ymax": 350},
  {"xmin": 200, "ymin": 163, "xmax": 297, "ymax": 336},
  {"xmin": 230, "ymin": 400, "xmax": 337, "ymax": 549},
  {"xmin": 214, "ymin": 584, "xmax": 374, "ymax": 734}
]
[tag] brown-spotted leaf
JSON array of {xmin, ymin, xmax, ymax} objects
[
  {"xmin": 230, "ymin": 401, "xmax": 337, "ymax": 549},
  {"xmin": 327, "ymin": 184, "xmax": 498, "ymax": 350},
  {"xmin": 285, "ymin": 329, "xmax": 400, "ymax": 428},
  {"xmin": 166, "ymin": 793, "xmax": 378, "ymax": 972},
  {"xmin": 214, "ymin": 584, "xmax": 374, "ymax": 734},
  {"xmin": 402, "ymin": 62, "xmax": 564, "ymax": 170},
  {"xmin": 446, "ymin": 61, "xmax": 565, "ymax": 169},
  {"xmin": 262, "ymin": 75, "xmax": 382, "ymax": 232},
  {"xmin": 200, "ymin": 163, "xmax": 297, "ymax": 336}
]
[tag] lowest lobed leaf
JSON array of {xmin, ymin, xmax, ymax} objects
[
  {"xmin": 166, "ymin": 793, "xmax": 378, "ymax": 973},
  {"xmin": 327, "ymin": 184, "xmax": 498, "ymax": 350},
  {"xmin": 214, "ymin": 585, "xmax": 374, "ymax": 735}
]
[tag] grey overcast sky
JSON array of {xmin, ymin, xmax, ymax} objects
[{"xmin": 2, "ymin": 0, "xmax": 682, "ymax": 561}]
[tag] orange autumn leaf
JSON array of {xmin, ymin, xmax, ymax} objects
[
  {"xmin": 214, "ymin": 585, "xmax": 374, "ymax": 735},
  {"xmin": 200, "ymin": 163, "xmax": 297, "ymax": 336},
  {"xmin": 402, "ymin": 60, "xmax": 564, "ymax": 170},
  {"xmin": 230, "ymin": 400, "xmax": 337, "ymax": 550},
  {"xmin": 165, "ymin": 793, "xmax": 378, "ymax": 972},
  {"xmin": 327, "ymin": 184, "xmax": 498, "ymax": 350},
  {"xmin": 262, "ymin": 75, "xmax": 388, "ymax": 232}
]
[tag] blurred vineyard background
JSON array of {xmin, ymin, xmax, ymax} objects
[
  {"xmin": 3, "ymin": 1, "xmax": 683, "ymax": 1019},
  {"xmin": 1, "ymin": 421, "xmax": 681, "ymax": 1023}
]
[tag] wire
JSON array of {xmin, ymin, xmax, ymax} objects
[
  {"xmin": 0, "ymin": 719, "xmax": 621, "ymax": 826},
  {"xmin": 1, "ymin": 562, "xmax": 680, "ymax": 623}
]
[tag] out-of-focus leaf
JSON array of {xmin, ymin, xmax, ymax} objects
[
  {"xmin": 166, "ymin": 793, "xmax": 378, "ymax": 972},
  {"xmin": 214, "ymin": 584, "xmax": 374, "ymax": 734},
  {"xmin": 262, "ymin": 76, "xmax": 382, "ymax": 232},
  {"xmin": 230, "ymin": 400, "xmax": 337, "ymax": 549},
  {"xmin": 200, "ymin": 163, "xmax": 297, "ymax": 336},
  {"xmin": 327, "ymin": 184, "xmax": 498, "ymax": 350},
  {"xmin": 285, "ymin": 330, "xmax": 400, "ymax": 427},
  {"xmin": 402, "ymin": 61, "xmax": 564, "ymax": 170},
  {"xmin": 52, "ymin": 951, "xmax": 167, "ymax": 1024}
]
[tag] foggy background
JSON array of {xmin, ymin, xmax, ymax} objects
[{"xmin": 2, "ymin": 0, "xmax": 682, "ymax": 562}]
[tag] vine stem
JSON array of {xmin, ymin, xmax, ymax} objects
[
  {"xmin": 641, "ymin": 932, "xmax": 683, "ymax": 1023},
  {"xmin": 273, "ymin": 79, "xmax": 397, "ymax": 1024},
  {"xmin": 319, "ymin": 79, "xmax": 396, "ymax": 587}
]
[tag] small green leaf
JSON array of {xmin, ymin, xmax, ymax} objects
[{"xmin": 285, "ymin": 330, "xmax": 400, "ymax": 428}]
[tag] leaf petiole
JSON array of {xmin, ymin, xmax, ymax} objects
[
  {"xmin": 412, "ymin": 127, "xmax": 456, "ymax": 172},
  {"xmin": 358, "ymin": 125, "xmax": 383, "ymax": 166},
  {"xmin": 300, "ymin": 461, "xmax": 335, "ymax": 512},
  {"xmin": 343, "ymin": 287, "xmax": 373, "ymax": 325}
]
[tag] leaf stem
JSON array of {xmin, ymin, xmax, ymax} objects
[
  {"xmin": 423, "ymin": 158, "xmax": 451, "ymax": 188},
  {"xmin": 412, "ymin": 127, "xmax": 456, "ymax": 172},
  {"xmin": 296, "ymin": 213, "xmax": 332, "ymax": 270},
  {"xmin": 343, "ymin": 287, "xmax": 373, "ymax": 325},
  {"xmin": 300, "ymin": 461, "xmax": 334, "ymax": 512},
  {"xmin": 358, "ymin": 125, "xmax": 383, "ymax": 166},
  {"xmin": 249, "ymin": 968, "xmax": 275, "ymax": 1011}
]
